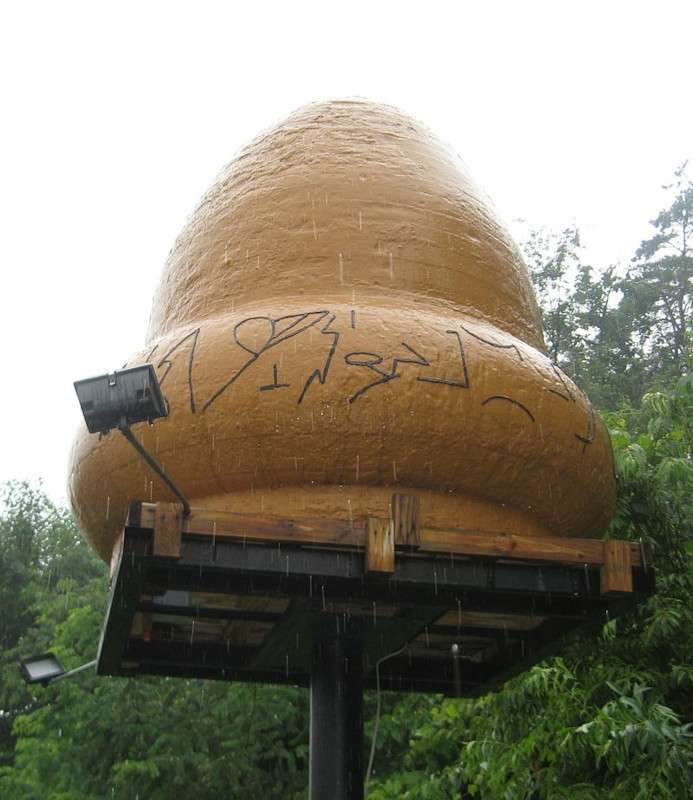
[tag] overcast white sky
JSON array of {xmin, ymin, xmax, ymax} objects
[{"xmin": 1, "ymin": 1, "xmax": 691, "ymax": 503}]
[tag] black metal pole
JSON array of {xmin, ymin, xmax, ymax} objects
[{"xmin": 310, "ymin": 632, "xmax": 364, "ymax": 800}]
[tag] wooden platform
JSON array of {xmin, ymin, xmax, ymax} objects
[{"xmin": 97, "ymin": 497, "xmax": 655, "ymax": 696}]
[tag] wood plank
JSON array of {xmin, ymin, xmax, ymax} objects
[
  {"xmin": 130, "ymin": 611, "xmax": 153, "ymax": 640},
  {"xmin": 153, "ymin": 502, "xmax": 182, "ymax": 558},
  {"xmin": 365, "ymin": 517, "xmax": 395, "ymax": 574},
  {"xmin": 133, "ymin": 502, "xmax": 643, "ymax": 567},
  {"xmin": 391, "ymin": 493, "xmax": 420, "ymax": 548},
  {"xmin": 435, "ymin": 610, "xmax": 546, "ymax": 631},
  {"xmin": 420, "ymin": 527, "xmax": 643, "ymax": 568},
  {"xmin": 139, "ymin": 503, "xmax": 364, "ymax": 548},
  {"xmin": 601, "ymin": 539, "xmax": 633, "ymax": 593}
]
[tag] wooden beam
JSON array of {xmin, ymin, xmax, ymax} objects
[
  {"xmin": 152, "ymin": 502, "xmax": 183, "ymax": 558},
  {"xmin": 601, "ymin": 539, "xmax": 633, "ymax": 594},
  {"xmin": 131, "ymin": 502, "xmax": 644, "ymax": 568},
  {"xmin": 365, "ymin": 517, "xmax": 395, "ymax": 574},
  {"xmin": 435, "ymin": 610, "xmax": 547, "ymax": 631},
  {"xmin": 391, "ymin": 494, "xmax": 420, "ymax": 548},
  {"xmin": 420, "ymin": 527, "xmax": 643, "ymax": 568},
  {"xmin": 138, "ymin": 502, "xmax": 364, "ymax": 548}
]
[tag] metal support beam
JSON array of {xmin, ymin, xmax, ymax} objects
[{"xmin": 310, "ymin": 631, "xmax": 364, "ymax": 800}]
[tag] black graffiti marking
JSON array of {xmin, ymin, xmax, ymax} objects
[
  {"xmin": 460, "ymin": 324, "xmax": 524, "ymax": 362},
  {"xmin": 346, "ymin": 352, "xmax": 390, "ymax": 369},
  {"xmin": 481, "ymin": 395, "xmax": 535, "ymax": 422},
  {"xmin": 548, "ymin": 389, "xmax": 569, "ymax": 401},
  {"xmin": 346, "ymin": 352, "xmax": 401, "ymax": 401},
  {"xmin": 260, "ymin": 364, "xmax": 290, "ymax": 392},
  {"xmin": 156, "ymin": 328, "xmax": 200, "ymax": 413},
  {"xmin": 203, "ymin": 311, "xmax": 329, "ymax": 411},
  {"xmin": 574, "ymin": 402, "xmax": 595, "ymax": 452},
  {"xmin": 350, "ymin": 310, "xmax": 357, "ymax": 329},
  {"xmin": 417, "ymin": 329, "xmax": 470, "ymax": 388},
  {"xmin": 547, "ymin": 363, "xmax": 575, "ymax": 402},
  {"xmin": 346, "ymin": 342, "xmax": 429, "ymax": 403},
  {"xmin": 297, "ymin": 313, "xmax": 340, "ymax": 404},
  {"xmin": 235, "ymin": 311, "xmax": 328, "ymax": 356}
]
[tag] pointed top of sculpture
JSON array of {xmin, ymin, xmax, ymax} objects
[{"xmin": 147, "ymin": 99, "xmax": 544, "ymax": 351}]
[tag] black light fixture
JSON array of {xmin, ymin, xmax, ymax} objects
[
  {"xmin": 74, "ymin": 364, "xmax": 168, "ymax": 434},
  {"xmin": 18, "ymin": 653, "xmax": 97, "ymax": 686},
  {"xmin": 74, "ymin": 364, "xmax": 190, "ymax": 515}
]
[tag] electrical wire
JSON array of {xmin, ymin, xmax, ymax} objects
[{"xmin": 364, "ymin": 643, "xmax": 408, "ymax": 794}]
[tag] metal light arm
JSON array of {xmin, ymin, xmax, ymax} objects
[
  {"xmin": 118, "ymin": 421, "xmax": 191, "ymax": 516},
  {"xmin": 50, "ymin": 659, "xmax": 98, "ymax": 684}
]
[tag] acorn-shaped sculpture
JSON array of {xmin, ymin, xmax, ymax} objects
[{"xmin": 69, "ymin": 100, "xmax": 615, "ymax": 563}]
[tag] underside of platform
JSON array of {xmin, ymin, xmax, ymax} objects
[{"xmin": 97, "ymin": 499, "xmax": 654, "ymax": 696}]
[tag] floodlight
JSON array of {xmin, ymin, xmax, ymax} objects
[
  {"xmin": 18, "ymin": 654, "xmax": 98, "ymax": 686},
  {"xmin": 74, "ymin": 364, "xmax": 190, "ymax": 515},
  {"xmin": 74, "ymin": 364, "xmax": 168, "ymax": 434},
  {"xmin": 19, "ymin": 653, "xmax": 66, "ymax": 685}
]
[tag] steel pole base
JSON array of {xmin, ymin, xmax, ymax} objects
[{"xmin": 310, "ymin": 632, "xmax": 364, "ymax": 800}]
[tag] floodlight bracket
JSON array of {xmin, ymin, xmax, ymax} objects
[
  {"xmin": 117, "ymin": 420, "xmax": 191, "ymax": 517},
  {"xmin": 49, "ymin": 659, "xmax": 98, "ymax": 684}
]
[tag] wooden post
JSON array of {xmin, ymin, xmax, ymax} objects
[
  {"xmin": 152, "ymin": 502, "xmax": 183, "ymax": 558},
  {"xmin": 391, "ymin": 493, "xmax": 420, "ymax": 548},
  {"xmin": 365, "ymin": 518, "xmax": 394, "ymax": 575},
  {"xmin": 601, "ymin": 540, "xmax": 632, "ymax": 594}
]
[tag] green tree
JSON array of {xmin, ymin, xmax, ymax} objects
[
  {"xmin": 522, "ymin": 225, "xmax": 583, "ymax": 365},
  {"xmin": 0, "ymin": 482, "xmax": 104, "ymax": 771},
  {"xmin": 522, "ymin": 166, "xmax": 693, "ymax": 409},
  {"xmin": 521, "ymin": 226, "xmax": 643, "ymax": 409},
  {"xmin": 621, "ymin": 163, "xmax": 693, "ymax": 381}
]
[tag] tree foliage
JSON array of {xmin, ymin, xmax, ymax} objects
[
  {"xmin": 628, "ymin": 163, "xmax": 693, "ymax": 374},
  {"xmin": 523, "ymin": 165, "xmax": 693, "ymax": 409}
]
